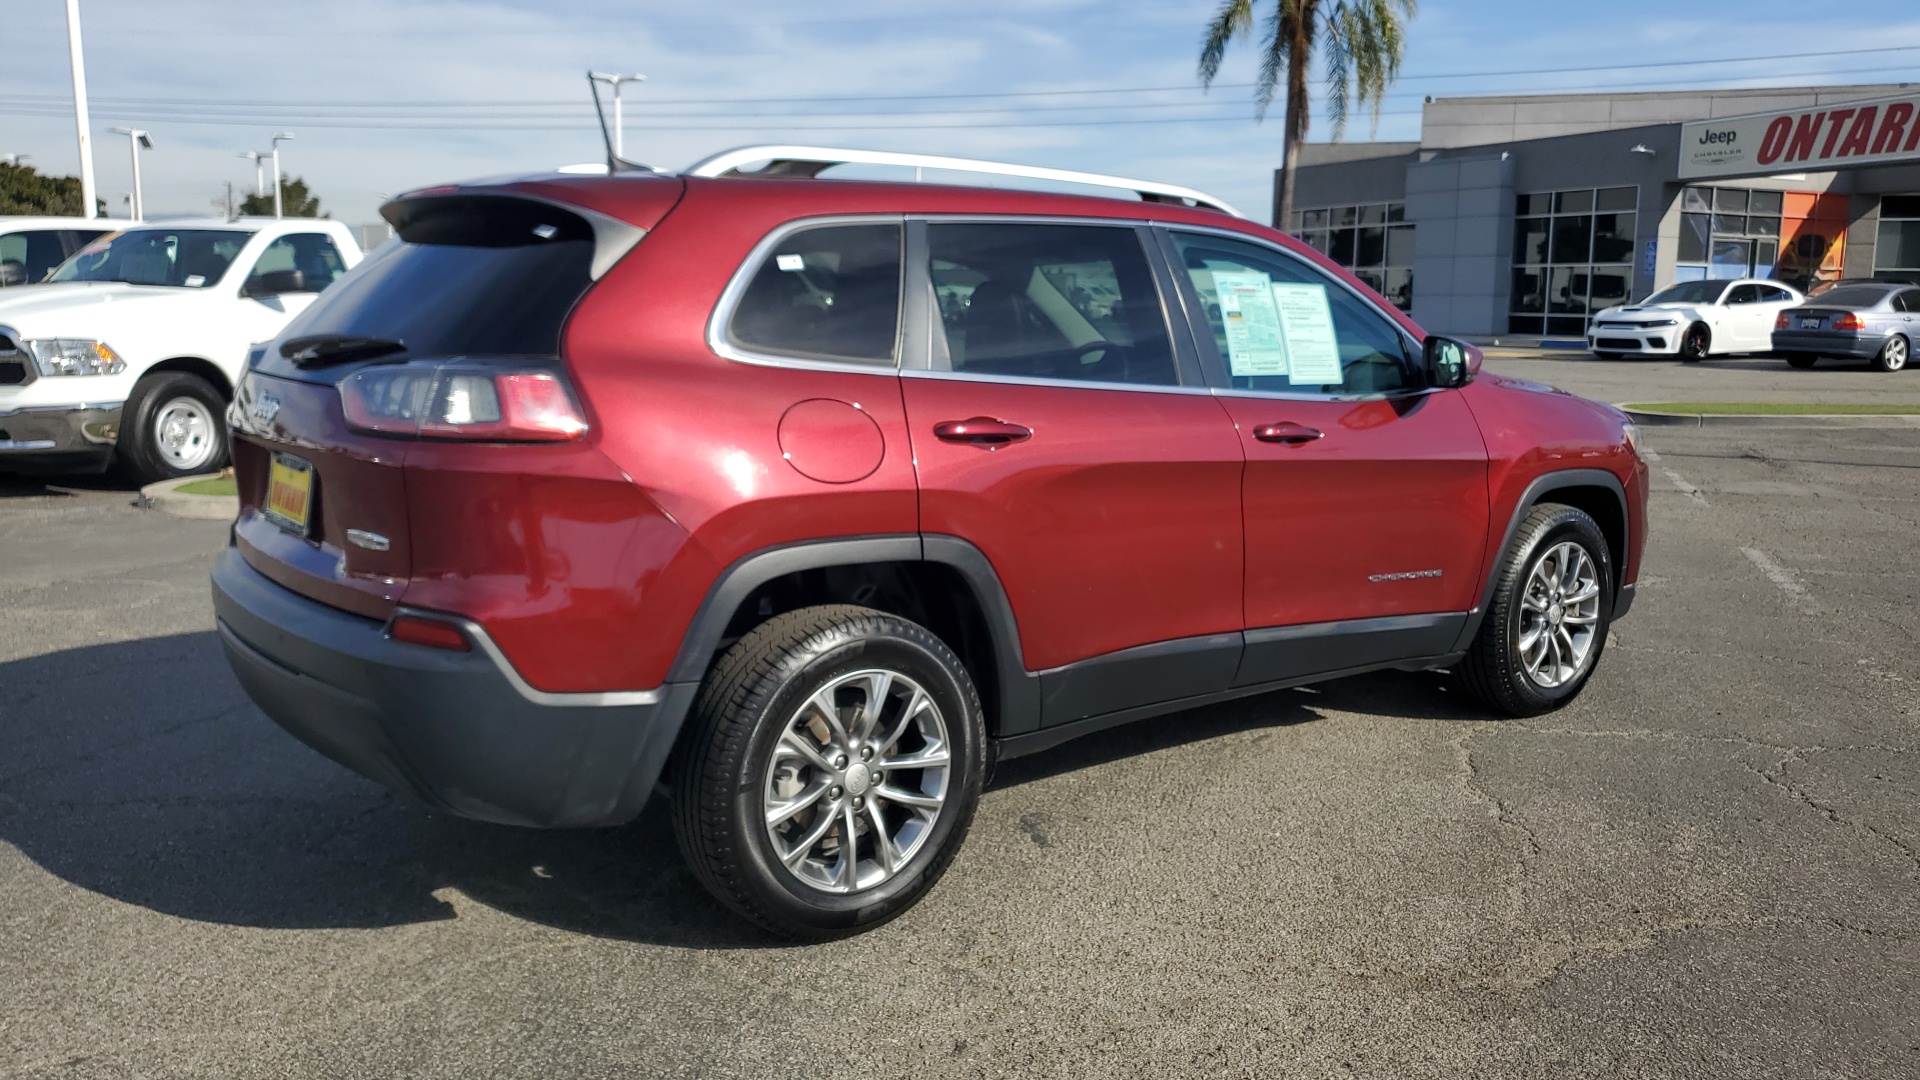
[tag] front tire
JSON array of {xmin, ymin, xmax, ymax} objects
[
  {"xmin": 117, "ymin": 371, "xmax": 229, "ymax": 485},
  {"xmin": 1454, "ymin": 504, "xmax": 1614, "ymax": 717},
  {"xmin": 1872, "ymin": 334, "xmax": 1910, "ymax": 372},
  {"xmin": 1679, "ymin": 324, "xmax": 1711, "ymax": 363},
  {"xmin": 1784, "ymin": 353, "xmax": 1819, "ymax": 369},
  {"xmin": 671, "ymin": 605, "xmax": 987, "ymax": 940}
]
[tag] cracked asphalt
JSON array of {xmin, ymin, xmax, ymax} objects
[{"xmin": 2, "ymin": 357, "xmax": 1917, "ymax": 1078}]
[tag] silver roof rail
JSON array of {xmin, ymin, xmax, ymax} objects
[{"xmin": 683, "ymin": 145, "xmax": 1243, "ymax": 218}]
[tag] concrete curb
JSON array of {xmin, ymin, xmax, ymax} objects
[
  {"xmin": 1620, "ymin": 406, "xmax": 1920, "ymax": 428},
  {"xmin": 138, "ymin": 475, "xmax": 239, "ymax": 520}
]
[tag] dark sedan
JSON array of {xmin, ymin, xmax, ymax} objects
[{"xmin": 1771, "ymin": 283, "xmax": 1920, "ymax": 371}]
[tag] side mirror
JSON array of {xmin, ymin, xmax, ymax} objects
[
  {"xmin": 242, "ymin": 268, "xmax": 305, "ymax": 297},
  {"xmin": 1424, "ymin": 336, "xmax": 1481, "ymax": 389}
]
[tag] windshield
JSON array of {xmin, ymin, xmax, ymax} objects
[
  {"xmin": 1641, "ymin": 280, "xmax": 1729, "ymax": 305},
  {"xmin": 49, "ymin": 228, "xmax": 254, "ymax": 288},
  {"xmin": 259, "ymin": 196, "xmax": 595, "ymax": 381}
]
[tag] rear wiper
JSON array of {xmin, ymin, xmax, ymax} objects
[{"xmin": 280, "ymin": 334, "xmax": 406, "ymax": 368}]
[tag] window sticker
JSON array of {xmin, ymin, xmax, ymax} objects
[
  {"xmin": 775, "ymin": 254, "xmax": 805, "ymax": 272},
  {"xmin": 1209, "ymin": 267, "xmax": 1289, "ymax": 377},
  {"xmin": 184, "ymin": 274, "xmax": 206, "ymax": 287},
  {"xmin": 1269, "ymin": 282, "xmax": 1343, "ymax": 384}
]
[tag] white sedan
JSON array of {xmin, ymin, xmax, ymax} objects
[{"xmin": 1587, "ymin": 278, "xmax": 1804, "ymax": 362}]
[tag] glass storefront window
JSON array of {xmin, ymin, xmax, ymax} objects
[
  {"xmin": 1874, "ymin": 195, "xmax": 1920, "ymax": 280},
  {"xmin": 1509, "ymin": 186, "xmax": 1639, "ymax": 335},
  {"xmin": 1286, "ymin": 200, "xmax": 1414, "ymax": 311},
  {"xmin": 1674, "ymin": 185, "xmax": 1791, "ymax": 283}
]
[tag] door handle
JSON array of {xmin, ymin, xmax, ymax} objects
[
  {"xmin": 1253, "ymin": 422, "xmax": 1325, "ymax": 444},
  {"xmin": 933, "ymin": 417, "xmax": 1033, "ymax": 447}
]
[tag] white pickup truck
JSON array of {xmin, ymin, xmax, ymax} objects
[{"xmin": 0, "ymin": 217, "xmax": 362, "ymax": 483}]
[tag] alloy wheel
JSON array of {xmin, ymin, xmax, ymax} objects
[
  {"xmin": 1885, "ymin": 336, "xmax": 1909, "ymax": 371},
  {"xmin": 762, "ymin": 668, "xmax": 951, "ymax": 894},
  {"xmin": 1517, "ymin": 541, "xmax": 1602, "ymax": 688}
]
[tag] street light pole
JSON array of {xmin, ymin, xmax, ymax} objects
[
  {"xmin": 269, "ymin": 132, "xmax": 293, "ymax": 218},
  {"xmin": 588, "ymin": 71, "xmax": 646, "ymax": 160},
  {"xmin": 64, "ymin": 0, "xmax": 97, "ymax": 218},
  {"xmin": 109, "ymin": 127, "xmax": 150, "ymax": 220},
  {"xmin": 239, "ymin": 151, "xmax": 266, "ymax": 197}
]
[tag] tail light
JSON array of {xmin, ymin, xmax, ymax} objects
[
  {"xmin": 1832, "ymin": 313, "xmax": 1865, "ymax": 332},
  {"xmin": 1775, "ymin": 312, "xmax": 1791, "ymax": 330},
  {"xmin": 340, "ymin": 361, "xmax": 588, "ymax": 441}
]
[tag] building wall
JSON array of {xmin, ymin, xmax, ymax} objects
[
  {"xmin": 1404, "ymin": 153, "xmax": 1512, "ymax": 336},
  {"xmin": 1285, "ymin": 149, "xmax": 1416, "ymax": 227}
]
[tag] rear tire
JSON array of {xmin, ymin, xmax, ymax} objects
[
  {"xmin": 117, "ymin": 371, "xmax": 229, "ymax": 485},
  {"xmin": 1784, "ymin": 353, "xmax": 1818, "ymax": 369},
  {"xmin": 1871, "ymin": 334, "xmax": 1910, "ymax": 372},
  {"xmin": 670, "ymin": 605, "xmax": 987, "ymax": 940},
  {"xmin": 1454, "ymin": 504, "xmax": 1614, "ymax": 717},
  {"xmin": 1679, "ymin": 324, "xmax": 1711, "ymax": 363}
]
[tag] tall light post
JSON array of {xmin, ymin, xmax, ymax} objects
[
  {"xmin": 588, "ymin": 71, "xmax": 645, "ymax": 160},
  {"xmin": 64, "ymin": 0, "xmax": 97, "ymax": 218},
  {"xmin": 239, "ymin": 150, "xmax": 267, "ymax": 197},
  {"xmin": 269, "ymin": 132, "xmax": 293, "ymax": 218},
  {"xmin": 109, "ymin": 127, "xmax": 151, "ymax": 220}
]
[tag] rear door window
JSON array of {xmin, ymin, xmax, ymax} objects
[
  {"xmin": 924, "ymin": 222, "xmax": 1178, "ymax": 386},
  {"xmin": 727, "ymin": 223, "xmax": 902, "ymax": 366}
]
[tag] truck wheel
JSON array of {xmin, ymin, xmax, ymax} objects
[
  {"xmin": 1453, "ymin": 504, "xmax": 1614, "ymax": 717},
  {"xmin": 118, "ymin": 371, "xmax": 229, "ymax": 484},
  {"xmin": 1784, "ymin": 353, "xmax": 1818, "ymax": 369},
  {"xmin": 1871, "ymin": 335, "xmax": 1910, "ymax": 372},
  {"xmin": 671, "ymin": 605, "xmax": 987, "ymax": 940}
]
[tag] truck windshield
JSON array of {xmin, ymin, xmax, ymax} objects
[{"xmin": 49, "ymin": 228, "xmax": 254, "ymax": 288}]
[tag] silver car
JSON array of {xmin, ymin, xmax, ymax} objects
[{"xmin": 1771, "ymin": 283, "xmax": 1920, "ymax": 371}]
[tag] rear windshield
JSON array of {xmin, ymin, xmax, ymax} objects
[
  {"xmin": 1807, "ymin": 286, "xmax": 1894, "ymax": 308},
  {"xmin": 266, "ymin": 195, "xmax": 595, "ymax": 373},
  {"xmin": 50, "ymin": 228, "xmax": 252, "ymax": 287}
]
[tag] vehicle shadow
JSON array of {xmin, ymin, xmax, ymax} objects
[
  {"xmin": 0, "ymin": 470, "xmax": 139, "ymax": 498},
  {"xmin": 0, "ymin": 633, "xmax": 1482, "ymax": 946}
]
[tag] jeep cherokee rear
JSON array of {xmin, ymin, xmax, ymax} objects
[{"xmin": 213, "ymin": 152, "xmax": 1648, "ymax": 939}]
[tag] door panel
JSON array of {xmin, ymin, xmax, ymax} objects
[
  {"xmin": 1160, "ymin": 226, "xmax": 1491, "ymax": 678},
  {"xmin": 1216, "ymin": 390, "xmax": 1490, "ymax": 635},
  {"xmin": 903, "ymin": 376, "xmax": 1245, "ymax": 676}
]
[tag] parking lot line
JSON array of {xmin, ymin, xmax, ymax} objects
[
  {"xmin": 1640, "ymin": 448, "xmax": 1710, "ymax": 506},
  {"xmin": 1740, "ymin": 547, "xmax": 1817, "ymax": 614}
]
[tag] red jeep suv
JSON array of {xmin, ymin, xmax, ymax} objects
[{"xmin": 212, "ymin": 149, "xmax": 1648, "ymax": 939}]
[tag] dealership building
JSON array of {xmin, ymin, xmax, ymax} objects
[{"xmin": 1282, "ymin": 83, "xmax": 1920, "ymax": 338}]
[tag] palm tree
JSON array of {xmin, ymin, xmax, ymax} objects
[{"xmin": 1199, "ymin": 0, "xmax": 1416, "ymax": 230}]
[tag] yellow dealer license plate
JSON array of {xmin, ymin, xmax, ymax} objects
[{"xmin": 265, "ymin": 453, "xmax": 314, "ymax": 534}]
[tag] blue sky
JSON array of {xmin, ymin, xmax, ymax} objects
[{"xmin": 6, "ymin": 0, "xmax": 1920, "ymax": 225}]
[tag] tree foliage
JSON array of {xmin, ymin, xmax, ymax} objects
[
  {"xmin": 0, "ymin": 162, "xmax": 99, "ymax": 216},
  {"xmin": 1198, "ymin": 0, "xmax": 1416, "ymax": 226},
  {"xmin": 239, "ymin": 176, "xmax": 327, "ymax": 218}
]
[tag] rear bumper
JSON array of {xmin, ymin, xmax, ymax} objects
[
  {"xmin": 1770, "ymin": 331, "xmax": 1884, "ymax": 358},
  {"xmin": 0, "ymin": 400, "xmax": 121, "ymax": 468},
  {"xmin": 212, "ymin": 547, "xmax": 699, "ymax": 828}
]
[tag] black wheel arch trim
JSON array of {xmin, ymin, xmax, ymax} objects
[
  {"xmin": 1450, "ymin": 468, "xmax": 1630, "ymax": 653},
  {"xmin": 662, "ymin": 533, "xmax": 1043, "ymax": 736}
]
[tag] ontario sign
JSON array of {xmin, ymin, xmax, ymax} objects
[{"xmin": 1679, "ymin": 93, "xmax": 1920, "ymax": 179}]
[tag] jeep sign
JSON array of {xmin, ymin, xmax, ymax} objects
[{"xmin": 1679, "ymin": 92, "xmax": 1920, "ymax": 179}]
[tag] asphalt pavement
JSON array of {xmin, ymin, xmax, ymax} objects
[{"xmin": 1, "ymin": 357, "xmax": 1916, "ymax": 1078}]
